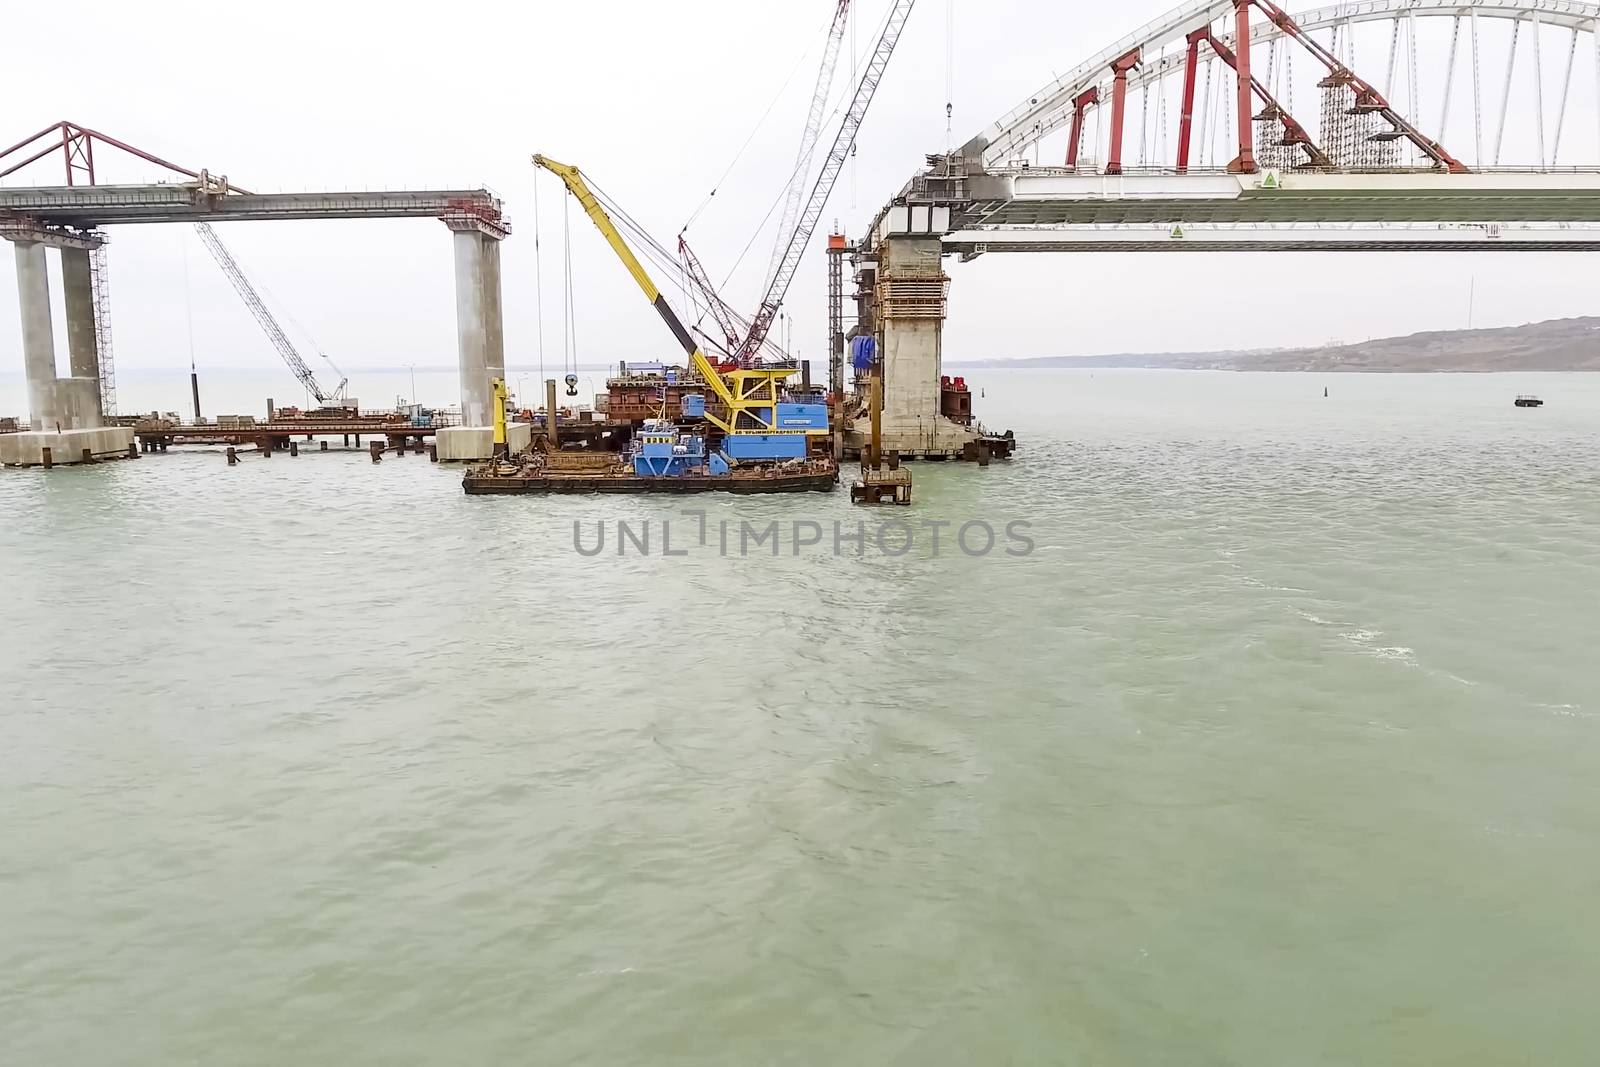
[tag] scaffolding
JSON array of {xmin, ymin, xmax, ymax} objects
[
  {"xmin": 89, "ymin": 240, "xmax": 116, "ymax": 416},
  {"xmin": 876, "ymin": 275, "xmax": 949, "ymax": 321},
  {"xmin": 1253, "ymin": 107, "xmax": 1304, "ymax": 171},
  {"xmin": 827, "ymin": 235, "xmax": 847, "ymax": 396},
  {"xmin": 1318, "ymin": 78, "xmax": 1399, "ymax": 169}
]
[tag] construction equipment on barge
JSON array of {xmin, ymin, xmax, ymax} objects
[
  {"xmin": 462, "ymin": 430, "xmax": 837, "ymax": 496},
  {"xmin": 462, "ymin": 157, "xmax": 838, "ymax": 496}
]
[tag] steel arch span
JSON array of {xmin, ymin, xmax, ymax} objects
[
  {"xmin": 833, "ymin": 1, "xmax": 1600, "ymax": 462},
  {"xmin": 965, "ymin": 0, "xmax": 1600, "ymax": 175}
]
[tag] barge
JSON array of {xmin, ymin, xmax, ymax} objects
[
  {"xmin": 463, "ymin": 461, "xmax": 838, "ymax": 495},
  {"xmin": 463, "ymin": 419, "xmax": 836, "ymax": 496}
]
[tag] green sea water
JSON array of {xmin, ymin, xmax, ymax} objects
[{"xmin": 2, "ymin": 370, "xmax": 1598, "ymax": 1064}]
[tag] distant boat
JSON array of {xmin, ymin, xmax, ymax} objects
[{"xmin": 1515, "ymin": 395, "xmax": 1545, "ymax": 408}]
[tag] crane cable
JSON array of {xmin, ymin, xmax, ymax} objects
[
  {"xmin": 563, "ymin": 194, "xmax": 577, "ymax": 376},
  {"xmin": 679, "ymin": 13, "xmax": 833, "ymax": 237},
  {"xmin": 945, "ymin": 0, "xmax": 955, "ymax": 151},
  {"xmin": 715, "ymin": 0, "xmax": 894, "ymax": 306},
  {"xmin": 534, "ymin": 171, "xmax": 546, "ymax": 384}
]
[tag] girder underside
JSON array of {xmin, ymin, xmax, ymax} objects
[
  {"xmin": 963, "ymin": 191, "xmax": 1600, "ymax": 225},
  {"xmin": 946, "ymin": 224, "xmax": 1600, "ymax": 252},
  {"xmin": 949, "ymin": 240, "xmax": 1600, "ymax": 251}
]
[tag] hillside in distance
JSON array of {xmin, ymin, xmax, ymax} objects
[{"xmin": 957, "ymin": 317, "xmax": 1600, "ymax": 372}]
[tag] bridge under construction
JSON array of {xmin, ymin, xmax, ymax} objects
[
  {"xmin": 838, "ymin": 0, "xmax": 1600, "ymax": 457},
  {"xmin": 10, "ymin": 1, "xmax": 1600, "ymax": 467},
  {"xmin": 0, "ymin": 122, "xmax": 509, "ymax": 466}
]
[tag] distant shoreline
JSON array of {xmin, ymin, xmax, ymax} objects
[{"xmin": 948, "ymin": 315, "xmax": 1600, "ymax": 374}]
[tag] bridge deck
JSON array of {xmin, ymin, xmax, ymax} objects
[
  {"xmin": 879, "ymin": 168, "xmax": 1600, "ymax": 254},
  {"xmin": 0, "ymin": 184, "xmax": 503, "ymax": 228}
]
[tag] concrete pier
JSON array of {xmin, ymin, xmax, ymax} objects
[
  {"xmin": 14, "ymin": 242, "xmax": 56, "ymax": 431},
  {"xmin": 5, "ymin": 237, "xmax": 130, "ymax": 463},
  {"xmin": 61, "ymin": 247, "xmax": 102, "ymax": 388},
  {"xmin": 439, "ymin": 216, "xmax": 509, "ymax": 461},
  {"xmin": 879, "ymin": 236, "xmax": 943, "ymax": 428},
  {"xmin": 846, "ymin": 233, "xmax": 983, "ymax": 459},
  {"xmin": 450, "ymin": 229, "xmax": 506, "ymax": 428}
]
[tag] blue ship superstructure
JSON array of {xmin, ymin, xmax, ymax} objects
[{"xmin": 629, "ymin": 419, "xmax": 731, "ymax": 478}]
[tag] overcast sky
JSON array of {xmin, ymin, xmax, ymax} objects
[{"xmin": 2, "ymin": 0, "xmax": 1596, "ymax": 387}]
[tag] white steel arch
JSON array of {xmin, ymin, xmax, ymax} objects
[{"xmin": 967, "ymin": 0, "xmax": 1600, "ymax": 169}]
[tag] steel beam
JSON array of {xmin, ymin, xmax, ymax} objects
[
  {"xmin": 1231, "ymin": 1, "xmax": 1258, "ymax": 173},
  {"xmin": 1106, "ymin": 49, "xmax": 1143, "ymax": 175}
]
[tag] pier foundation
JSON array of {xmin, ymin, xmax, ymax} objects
[
  {"xmin": 0, "ymin": 427, "xmax": 136, "ymax": 467},
  {"xmin": 436, "ymin": 423, "xmax": 531, "ymax": 462}
]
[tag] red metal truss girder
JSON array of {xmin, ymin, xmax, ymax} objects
[
  {"xmin": 0, "ymin": 121, "xmax": 253, "ymax": 192},
  {"xmin": 1246, "ymin": 0, "xmax": 1468, "ymax": 173}
]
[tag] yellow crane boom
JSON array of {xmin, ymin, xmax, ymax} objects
[{"xmin": 531, "ymin": 154, "xmax": 737, "ymax": 428}]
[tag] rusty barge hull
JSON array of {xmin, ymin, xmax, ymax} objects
[{"xmin": 463, "ymin": 471, "xmax": 838, "ymax": 496}]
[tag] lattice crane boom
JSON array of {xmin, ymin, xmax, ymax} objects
[
  {"xmin": 766, "ymin": 1, "xmax": 854, "ymax": 285},
  {"xmin": 193, "ymin": 221, "xmax": 347, "ymax": 406},
  {"xmin": 740, "ymin": 0, "xmax": 917, "ymax": 363},
  {"xmin": 678, "ymin": 235, "xmax": 746, "ymax": 354}
]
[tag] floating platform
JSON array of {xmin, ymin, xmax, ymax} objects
[
  {"xmin": 463, "ymin": 455, "xmax": 838, "ymax": 496},
  {"xmin": 852, "ymin": 465, "xmax": 912, "ymax": 505}
]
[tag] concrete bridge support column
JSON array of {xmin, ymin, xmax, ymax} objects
[
  {"xmin": 848, "ymin": 233, "xmax": 980, "ymax": 459},
  {"xmin": 879, "ymin": 235, "xmax": 945, "ymax": 427},
  {"xmin": 450, "ymin": 228, "xmax": 506, "ymax": 428},
  {"xmin": 13, "ymin": 241, "xmax": 57, "ymax": 431},
  {"xmin": 438, "ymin": 222, "xmax": 510, "ymax": 462},
  {"xmin": 60, "ymin": 247, "xmax": 103, "ymax": 425},
  {"xmin": 2, "ymin": 237, "xmax": 131, "ymax": 465}
]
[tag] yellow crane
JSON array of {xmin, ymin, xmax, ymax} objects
[{"xmin": 532, "ymin": 154, "xmax": 825, "ymax": 442}]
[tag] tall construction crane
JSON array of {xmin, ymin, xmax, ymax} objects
[
  {"xmin": 193, "ymin": 221, "xmax": 350, "ymax": 407},
  {"xmin": 766, "ymin": 0, "xmax": 853, "ymax": 287},
  {"xmin": 534, "ymin": 154, "xmax": 827, "ymax": 447},
  {"xmin": 737, "ymin": 0, "xmax": 916, "ymax": 363}
]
